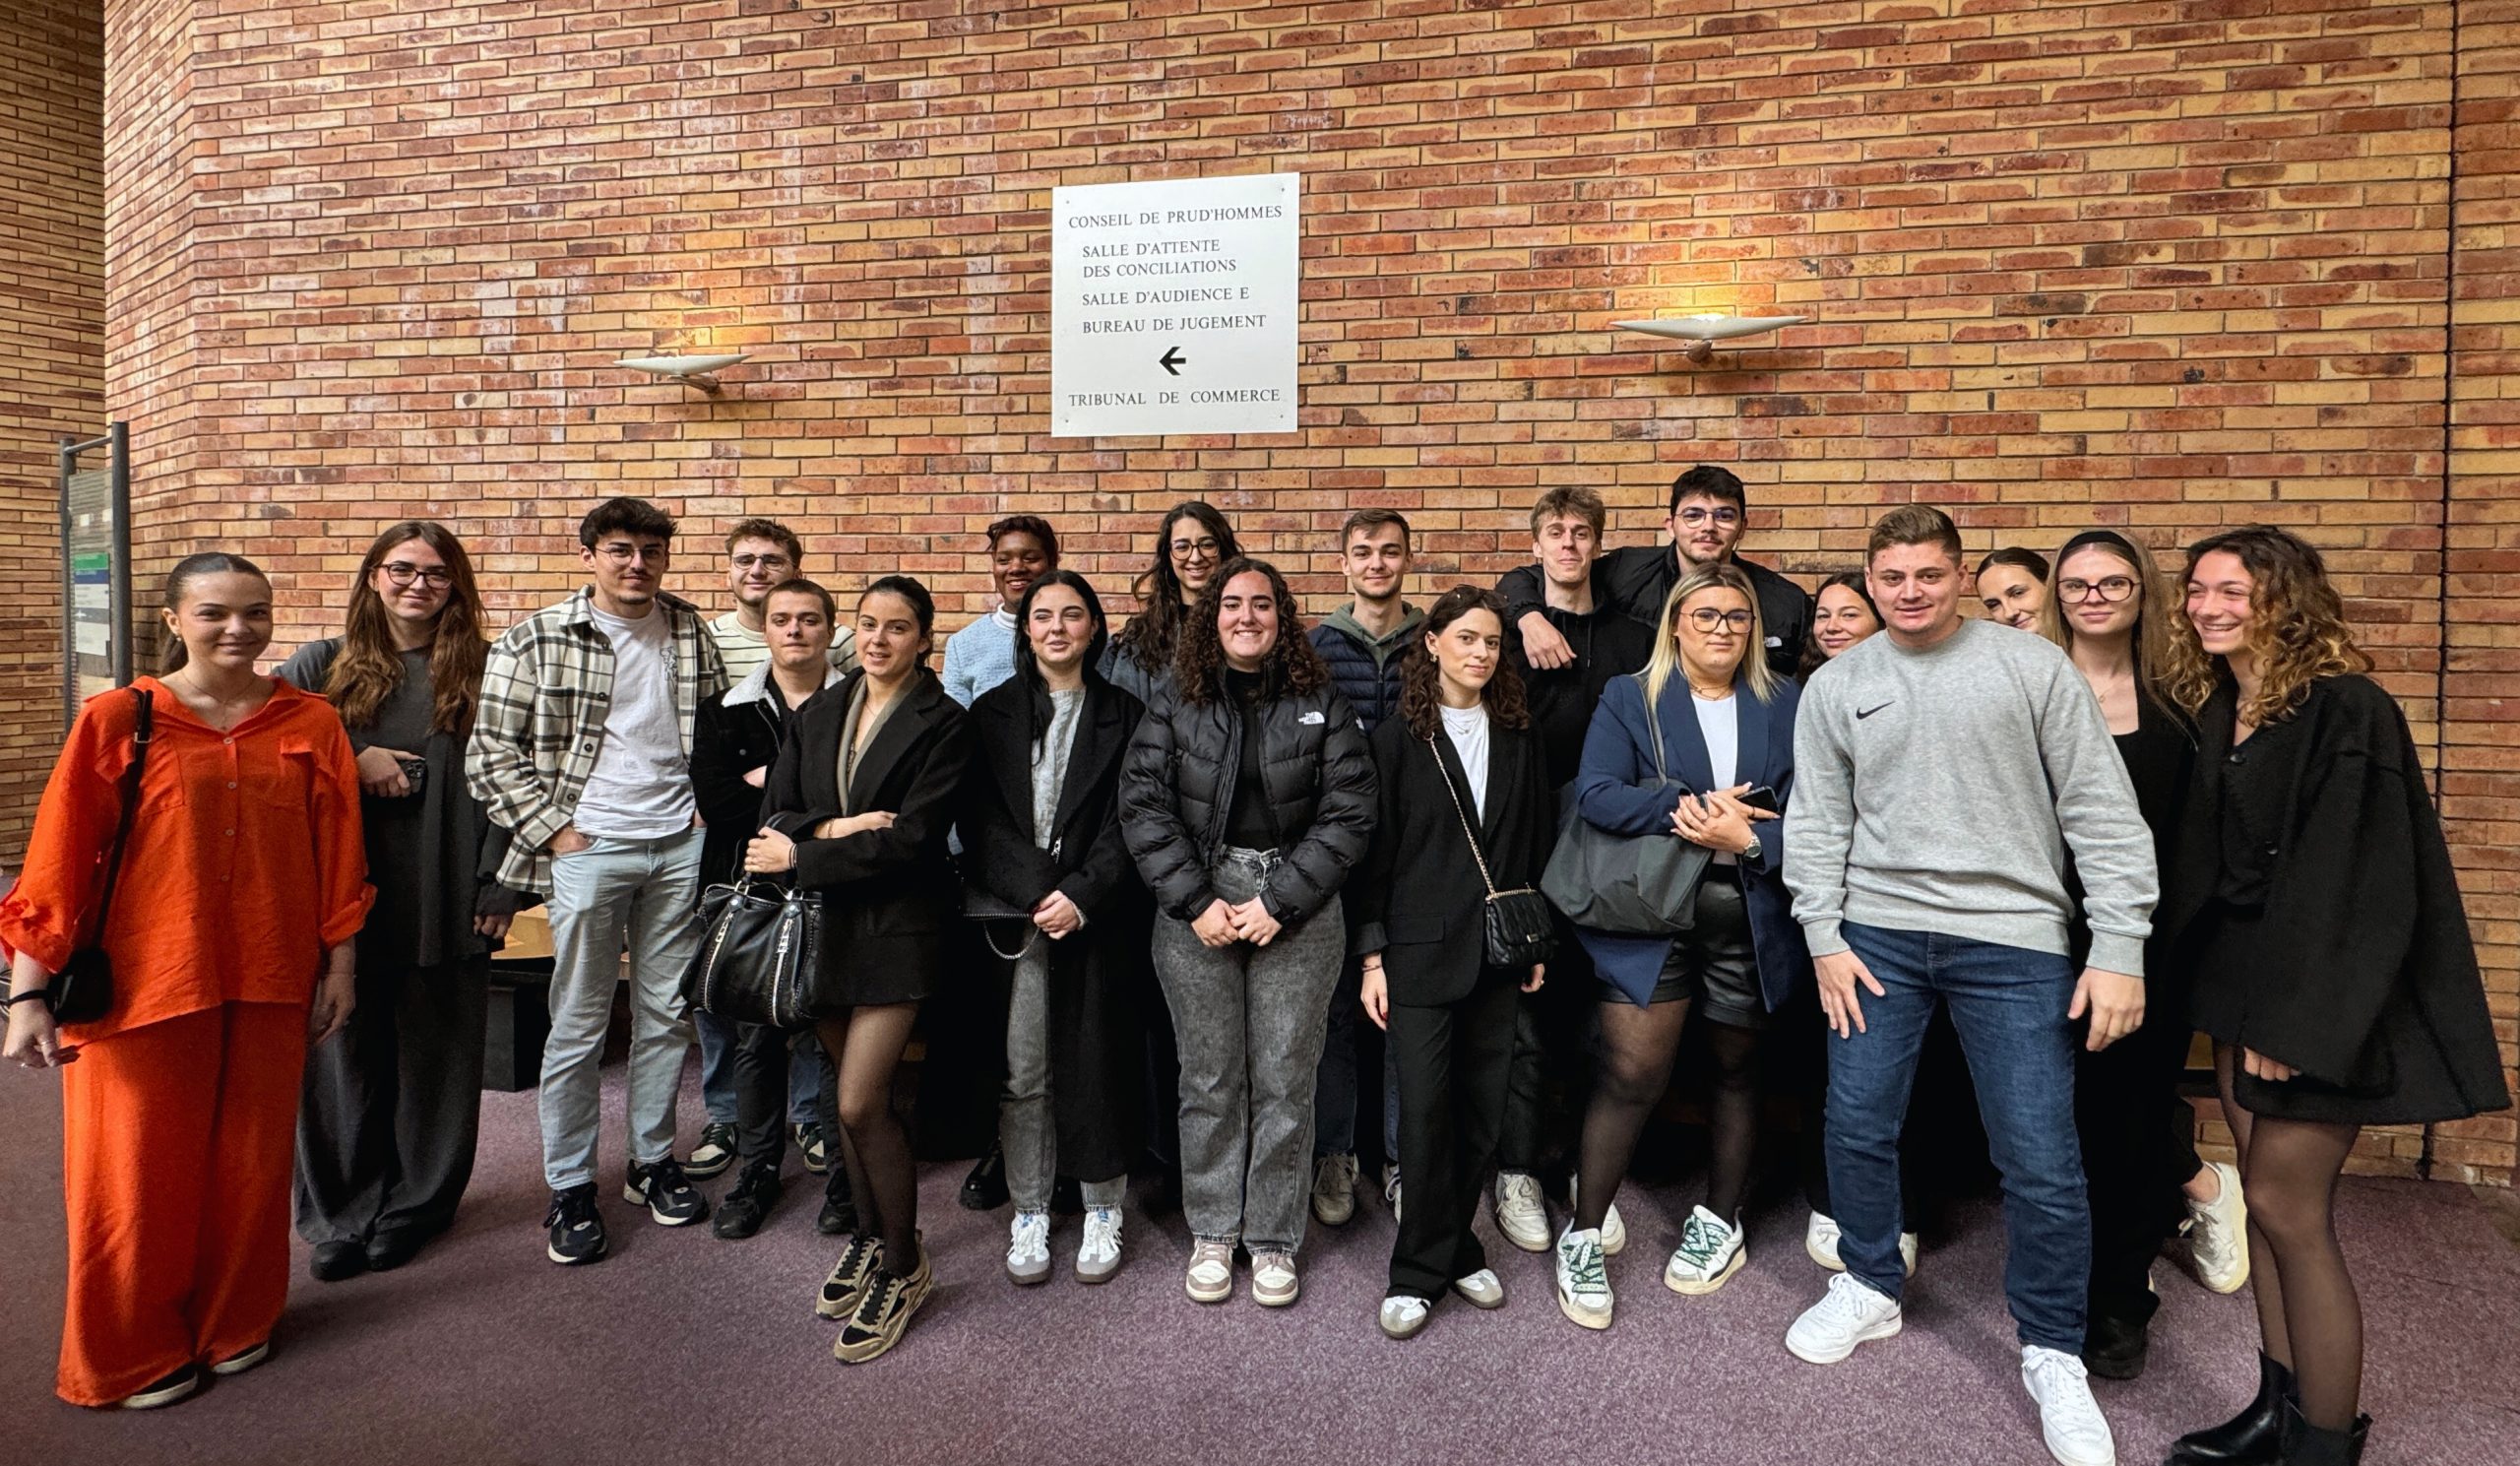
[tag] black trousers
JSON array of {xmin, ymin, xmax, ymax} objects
[
  {"xmin": 294, "ymin": 956, "xmax": 488, "ymax": 1247},
  {"xmin": 2076, "ymin": 995, "xmax": 2203, "ymax": 1328},
  {"xmin": 733, "ymin": 1020, "xmax": 846, "ymax": 1196},
  {"xmin": 1497, "ymin": 924, "xmax": 1593, "ymax": 1176},
  {"xmin": 1388, "ymin": 973, "xmax": 1519, "ymax": 1300}
]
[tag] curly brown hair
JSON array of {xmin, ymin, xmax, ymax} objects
[
  {"xmin": 1399, "ymin": 586, "xmax": 1530, "ymax": 740},
  {"xmin": 1172, "ymin": 556, "xmax": 1329, "ymax": 704},
  {"xmin": 2162, "ymin": 524, "xmax": 2372, "ymax": 726}
]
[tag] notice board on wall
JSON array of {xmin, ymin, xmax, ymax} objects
[{"xmin": 1050, "ymin": 172, "xmax": 1300, "ymax": 438}]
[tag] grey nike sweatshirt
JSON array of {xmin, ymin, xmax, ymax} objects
[{"xmin": 1784, "ymin": 617, "xmax": 2158, "ymax": 975}]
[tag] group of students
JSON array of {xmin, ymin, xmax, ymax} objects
[{"xmin": 1, "ymin": 474, "xmax": 2506, "ymax": 1466}]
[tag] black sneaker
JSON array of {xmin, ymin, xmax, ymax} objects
[
  {"xmin": 818, "ymin": 1193, "xmax": 859, "ymax": 1236},
  {"xmin": 543, "ymin": 1184, "xmax": 608, "ymax": 1265},
  {"xmin": 2082, "ymin": 1311, "xmax": 2149, "ymax": 1380},
  {"xmin": 685, "ymin": 1122, "xmax": 738, "ymax": 1179},
  {"xmin": 794, "ymin": 1121, "xmax": 831, "ymax": 1175},
  {"xmin": 815, "ymin": 1233, "xmax": 884, "ymax": 1319},
  {"xmin": 626, "ymin": 1159, "xmax": 710, "ymax": 1226},
  {"xmin": 959, "ymin": 1146, "xmax": 1008, "ymax": 1211},
  {"xmin": 117, "ymin": 1365, "xmax": 200, "ymax": 1410},
  {"xmin": 834, "ymin": 1242, "xmax": 931, "ymax": 1364},
  {"xmin": 309, "ymin": 1240, "xmax": 367, "ymax": 1283},
  {"xmin": 713, "ymin": 1162, "xmax": 784, "ymax": 1240}
]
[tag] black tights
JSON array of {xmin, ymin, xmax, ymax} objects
[
  {"xmin": 818, "ymin": 1003, "xmax": 920, "ymax": 1266},
  {"xmin": 2215, "ymin": 1044, "xmax": 2363, "ymax": 1430},
  {"xmin": 1573, "ymin": 999, "xmax": 1763, "ymax": 1231}
]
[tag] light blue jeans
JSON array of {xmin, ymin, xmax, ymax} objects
[{"xmin": 538, "ymin": 830, "xmax": 704, "ymax": 1192}]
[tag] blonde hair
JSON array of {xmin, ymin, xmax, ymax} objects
[
  {"xmin": 2035, "ymin": 531, "xmax": 2178, "ymax": 715},
  {"xmin": 1642, "ymin": 562, "xmax": 1780, "ymax": 711},
  {"xmin": 2161, "ymin": 525, "xmax": 2372, "ymax": 725}
]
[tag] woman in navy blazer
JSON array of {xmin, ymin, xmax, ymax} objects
[{"xmin": 1550, "ymin": 562, "xmax": 1811, "ymax": 1331}]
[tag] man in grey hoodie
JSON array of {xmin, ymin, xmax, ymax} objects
[{"xmin": 1781, "ymin": 505, "xmax": 2154, "ymax": 1466}]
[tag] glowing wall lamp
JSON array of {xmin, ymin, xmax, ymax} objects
[
  {"xmin": 1614, "ymin": 314, "xmax": 1811, "ymax": 363},
  {"xmin": 614, "ymin": 352, "xmax": 752, "ymax": 394}
]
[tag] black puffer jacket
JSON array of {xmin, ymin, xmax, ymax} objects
[{"xmin": 1120, "ymin": 677, "xmax": 1378, "ymax": 924}]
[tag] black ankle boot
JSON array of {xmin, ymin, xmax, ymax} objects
[
  {"xmin": 2165, "ymin": 1352, "xmax": 2295, "ymax": 1465},
  {"xmin": 2276, "ymin": 1400, "xmax": 2367, "ymax": 1466}
]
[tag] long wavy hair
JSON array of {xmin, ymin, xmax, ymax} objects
[
  {"xmin": 325, "ymin": 522, "xmax": 488, "ymax": 734},
  {"xmin": 1797, "ymin": 569, "xmax": 1880, "ymax": 678},
  {"xmin": 1643, "ymin": 562, "xmax": 1781, "ymax": 710},
  {"xmin": 159, "ymin": 551, "xmax": 273, "ymax": 673},
  {"xmin": 1172, "ymin": 555, "xmax": 1328, "ymax": 705},
  {"xmin": 1112, "ymin": 500, "xmax": 1241, "ymax": 676},
  {"xmin": 1009, "ymin": 568, "xmax": 1111, "ymax": 740},
  {"xmin": 2161, "ymin": 524, "xmax": 2371, "ymax": 726},
  {"xmin": 2035, "ymin": 530, "xmax": 2178, "ymax": 716},
  {"xmin": 1399, "ymin": 586, "xmax": 1530, "ymax": 740}
]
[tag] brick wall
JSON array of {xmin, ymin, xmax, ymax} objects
[
  {"xmin": 67, "ymin": 0, "xmax": 2519, "ymax": 1179},
  {"xmin": 0, "ymin": 0, "xmax": 103, "ymax": 855}
]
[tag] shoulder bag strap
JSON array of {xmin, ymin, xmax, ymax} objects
[
  {"xmin": 85, "ymin": 688, "xmax": 154, "ymax": 946},
  {"xmin": 1637, "ymin": 671, "xmax": 1673, "ymax": 784},
  {"xmin": 1426, "ymin": 733, "xmax": 1500, "ymax": 901}
]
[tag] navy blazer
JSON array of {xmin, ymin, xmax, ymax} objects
[{"xmin": 1569, "ymin": 671, "xmax": 1812, "ymax": 1009}]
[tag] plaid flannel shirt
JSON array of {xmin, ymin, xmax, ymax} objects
[{"xmin": 465, "ymin": 587, "xmax": 728, "ymax": 898}]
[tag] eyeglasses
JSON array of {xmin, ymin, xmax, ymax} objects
[
  {"xmin": 1682, "ymin": 607, "xmax": 1754, "ymax": 632},
  {"xmin": 2057, "ymin": 577, "xmax": 2137, "ymax": 605},
  {"xmin": 730, "ymin": 552, "xmax": 792, "ymax": 573},
  {"xmin": 1168, "ymin": 537, "xmax": 1223, "ymax": 559},
  {"xmin": 1675, "ymin": 508, "xmax": 1742, "ymax": 528},
  {"xmin": 596, "ymin": 542, "xmax": 666, "ymax": 565},
  {"xmin": 380, "ymin": 562, "xmax": 454, "ymax": 588}
]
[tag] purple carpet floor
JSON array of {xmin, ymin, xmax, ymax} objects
[{"xmin": 4, "ymin": 1058, "xmax": 2514, "ymax": 1466}]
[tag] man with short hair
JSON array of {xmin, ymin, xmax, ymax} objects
[
  {"xmin": 1488, "ymin": 486, "xmax": 1656, "ymax": 1254},
  {"xmin": 1306, "ymin": 508, "xmax": 1421, "ymax": 1227},
  {"xmin": 690, "ymin": 517, "xmax": 851, "ymax": 1185},
  {"xmin": 1500, "ymin": 466, "xmax": 1810, "ymax": 682},
  {"xmin": 470, "ymin": 496, "xmax": 729, "ymax": 1265},
  {"xmin": 1780, "ymin": 504, "xmax": 2154, "ymax": 1466}
]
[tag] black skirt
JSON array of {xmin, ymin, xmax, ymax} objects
[{"xmin": 2184, "ymin": 900, "xmax": 2491, "ymax": 1126}]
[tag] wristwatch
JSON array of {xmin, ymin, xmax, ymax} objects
[{"xmin": 1740, "ymin": 834, "xmax": 1763, "ymax": 862}]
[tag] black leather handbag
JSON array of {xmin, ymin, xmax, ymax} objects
[
  {"xmin": 1428, "ymin": 734, "xmax": 1556, "ymax": 970},
  {"xmin": 47, "ymin": 688, "xmax": 154, "ymax": 1026},
  {"xmin": 682, "ymin": 875, "xmax": 822, "ymax": 1029}
]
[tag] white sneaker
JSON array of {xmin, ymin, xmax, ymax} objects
[
  {"xmin": 1005, "ymin": 1210, "xmax": 1051, "ymax": 1286},
  {"xmin": 1803, "ymin": 1210, "xmax": 1918, "ymax": 1275},
  {"xmin": 1379, "ymin": 1293, "xmax": 1431, "ymax": 1339},
  {"xmin": 1785, "ymin": 1271, "xmax": 1903, "ymax": 1364},
  {"xmin": 1452, "ymin": 1267, "xmax": 1506, "ymax": 1309},
  {"xmin": 1554, "ymin": 1226, "xmax": 1613, "ymax": 1330},
  {"xmin": 1383, "ymin": 1164, "xmax": 1403, "ymax": 1225},
  {"xmin": 1076, "ymin": 1206, "xmax": 1123, "ymax": 1284},
  {"xmin": 1568, "ymin": 1176, "xmax": 1625, "ymax": 1255},
  {"xmin": 1250, "ymin": 1248, "xmax": 1300, "ymax": 1307},
  {"xmin": 2182, "ymin": 1161, "xmax": 2249, "ymax": 1295},
  {"xmin": 1185, "ymin": 1238, "xmax": 1234, "ymax": 1304},
  {"xmin": 1664, "ymin": 1205, "xmax": 1746, "ymax": 1295},
  {"xmin": 2022, "ymin": 1345, "xmax": 2117, "ymax": 1466},
  {"xmin": 1493, "ymin": 1171, "xmax": 1550, "ymax": 1252}
]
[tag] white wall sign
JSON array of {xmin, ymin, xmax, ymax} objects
[{"xmin": 1051, "ymin": 172, "xmax": 1299, "ymax": 437}]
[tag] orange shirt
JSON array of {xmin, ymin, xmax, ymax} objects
[{"xmin": 1, "ymin": 676, "xmax": 374, "ymax": 1041}]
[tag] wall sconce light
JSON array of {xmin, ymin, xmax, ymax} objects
[
  {"xmin": 1614, "ymin": 315, "xmax": 1812, "ymax": 363},
  {"xmin": 614, "ymin": 353, "xmax": 752, "ymax": 394}
]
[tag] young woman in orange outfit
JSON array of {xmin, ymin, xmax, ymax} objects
[{"xmin": 1, "ymin": 551, "xmax": 372, "ymax": 1410}]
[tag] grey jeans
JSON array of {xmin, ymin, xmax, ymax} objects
[
  {"xmin": 538, "ymin": 829, "xmax": 704, "ymax": 1191},
  {"xmin": 1001, "ymin": 938, "xmax": 1127, "ymax": 1215},
  {"xmin": 1150, "ymin": 846, "xmax": 1346, "ymax": 1255}
]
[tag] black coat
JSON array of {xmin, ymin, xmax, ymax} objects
[
  {"xmin": 2161, "ymin": 675, "xmax": 2508, "ymax": 1117},
  {"xmin": 1350, "ymin": 712, "xmax": 1556, "ymax": 1007},
  {"xmin": 957, "ymin": 674, "xmax": 1150, "ymax": 1181},
  {"xmin": 760, "ymin": 668, "xmax": 970, "ymax": 1009},
  {"xmin": 690, "ymin": 670, "xmax": 838, "ymax": 886},
  {"xmin": 1500, "ymin": 547, "xmax": 1812, "ymax": 684},
  {"xmin": 1119, "ymin": 675, "xmax": 1378, "ymax": 925}
]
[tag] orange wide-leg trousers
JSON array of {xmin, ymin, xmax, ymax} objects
[{"xmin": 56, "ymin": 1001, "xmax": 307, "ymax": 1406}]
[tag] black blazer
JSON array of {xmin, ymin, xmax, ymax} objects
[
  {"xmin": 1350, "ymin": 710, "xmax": 1555, "ymax": 1008},
  {"xmin": 760, "ymin": 667, "xmax": 970, "ymax": 1008}
]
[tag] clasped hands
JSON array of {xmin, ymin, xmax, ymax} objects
[
  {"xmin": 1191, "ymin": 897, "xmax": 1279, "ymax": 949},
  {"xmin": 1670, "ymin": 784, "xmax": 1773, "ymax": 856}
]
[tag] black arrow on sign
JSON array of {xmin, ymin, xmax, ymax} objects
[{"xmin": 1159, "ymin": 346, "xmax": 1186, "ymax": 376}]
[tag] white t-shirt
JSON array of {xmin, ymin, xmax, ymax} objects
[
  {"xmin": 576, "ymin": 603, "xmax": 698, "ymax": 839},
  {"xmin": 1439, "ymin": 702, "xmax": 1491, "ymax": 819},
  {"xmin": 1692, "ymin": 689, "xmax": 1738, "ymax": 864}
]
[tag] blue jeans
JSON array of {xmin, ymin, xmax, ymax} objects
[
  {"xmin": 1824, "ymin": 922, "xmax": 2088, "ymax": 1354},
  {"xmin": 698, "ymin": 1010, "xmax": 825, "ymax": 1127}
]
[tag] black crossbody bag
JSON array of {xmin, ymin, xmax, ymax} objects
[
  {"xmin": 1427, "ymin": 733, "xmax": 1555, "ymax": 970},
  {"xmin": 47, "ymin": 689, "xmax": 154, "ymax": 1025}
]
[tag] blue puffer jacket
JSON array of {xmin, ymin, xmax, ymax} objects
[{"xmin": 1307, "ymin": 606, "xmax": 1423, "ymax": 735}]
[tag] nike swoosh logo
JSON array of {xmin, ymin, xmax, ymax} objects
[{"xmin": 1857, "ymin": 702, "xmax": 1894, "ymax": 720}]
